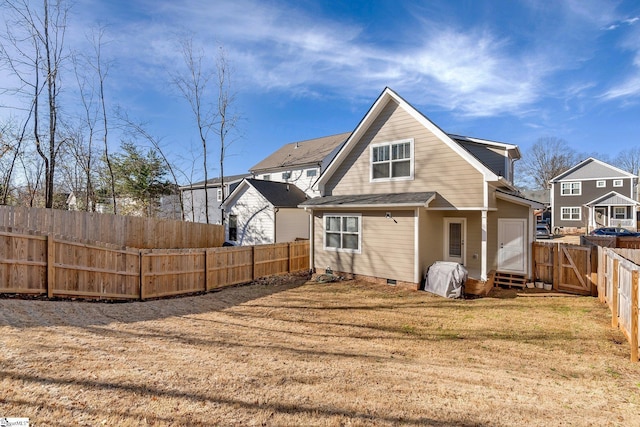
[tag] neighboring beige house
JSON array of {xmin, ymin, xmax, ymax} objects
[
  {"xmin": 300, "ymin": 87, "xmax": 542, "ymax": 289},
  {"xmin": 222, "ymin": 178, "xmax": 309, "ymax": 245},
  {"xmin": 250, "ymin": 132, "xmax": 349, "ymax": 197}
]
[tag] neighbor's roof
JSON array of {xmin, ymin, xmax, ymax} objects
[
  {"xmin": 244, "ymin": 178, "xmax": 308, "ymax": 208},
  {"xmin": 250, "ymin": 132, "xmax": 351, "ymax": 173},
  {"xmin": 299, "ymin": 192, "xmax": 436, "ymax": 209},
  {"xmin": 179, "ymin": 173, "xmax": 250, "ymax": 190},
  {"xmin": 551, "ymin": 158, "xmax": 636, "ymax": 182}
]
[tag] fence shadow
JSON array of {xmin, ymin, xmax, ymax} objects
[{"xmin": 0, "ymin": 272, "xmax": 310, "ymax": 329}]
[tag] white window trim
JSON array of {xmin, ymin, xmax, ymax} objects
[
  {"xmin": 561, "ymin": 207, "xmax": 581, "ymax": 221},
  {"xmin": 306, "ymin": 169, "xmax": 317, "ymax": 177},
  {"xmin": 613, "ymin": 179, "xmax": 623, "ymax": 187},
  {"xmin": 596, "ymin": 180, "xmax": 606, "ymax": 188},
  {"xmin": 370, "ymin": 138, "xmax": 414, "ymax": 182},
  {"xmin": 613, "ymin": 206, "xmax": 627, "ymax": 219},
  {"xmin": 323, "ymin": 213, "xmax": 362, "ymax": 254},
  {"xmin": 560, "ymin": 182, "xmax": 581, "ymax": 196}
]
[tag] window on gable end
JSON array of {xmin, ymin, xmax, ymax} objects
[{"xmin": 371, "ymin": 139, "xmax": 414, "ymax": 181}]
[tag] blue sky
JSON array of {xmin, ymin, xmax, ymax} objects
[{"xmin": 5, "ymin": 0, "xmax": 640, "ymax": 181}]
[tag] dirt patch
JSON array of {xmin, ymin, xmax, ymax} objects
[{"xmin": 1, "ymin": 278, "xmax": 639, "ymax": 426}]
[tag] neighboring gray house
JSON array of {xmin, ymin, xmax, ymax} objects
[
  {"xmin": 550, "ymin": 157, "xmax": 639, "ymax": 233},
  {"xmin": 180, "ymin": 173, "xmax": 250, "ymax": 224},
  {"xmin": 222, "ymin": 178, "xmax": 309, "ymax": 245},
  {"xmin": 250, "ymin": 132, "xmax": 349, "ymax": 197}
]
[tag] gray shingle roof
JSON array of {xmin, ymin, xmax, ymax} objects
[
  {"xmin": 250, "ymin": 132, "xmax": 350, "ymax": 173},
  {"xmin": 299, "ymin": 192, "xmax": 436, "ymax": 208},
  {"xmin": 246, "ymin": 178, "xmax": 308, "ymax": 208},
  {"xmin": 180, "ymin": 173, "xmax": 251, "ymax": 190}
]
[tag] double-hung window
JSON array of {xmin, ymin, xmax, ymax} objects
[
  {"xmin": 613, "ymin": 179, "xmax": 623, "ymax": 187},
  {"xmin": 561, "ymin": 207, "xmax": 581, "ymax": 221},
  {"xmin": 614, "ymin": 207, "xmax": 627, "ymax": 219},
  {"xmin": 371, "ymin": 139, "xmax": 413, "ymax": 181},
  {"xmin": 324, "ymin": 214, "xmax": 361, "ymax": 253},
  {"xmin": 561, "ymin": 182, "xmax": 581, "ymax": 196}
]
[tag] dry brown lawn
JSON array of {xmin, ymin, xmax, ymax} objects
[{"xmin": 1, "ymin": 275, "xmax": 640, "ymax": 426}]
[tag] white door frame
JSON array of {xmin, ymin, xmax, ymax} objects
[
  {"xmin": 444, "ymin": 217, "xmax": 466, "ymax": 265},
  {"xmin": 497, "ymin": 218, "xmax": 527, "ymax": 274}
]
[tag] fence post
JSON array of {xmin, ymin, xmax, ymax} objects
[
  {"xmin": 47, "ymin": 234, "xmax": 55, "ymax": 298},
  {"xmin": 612, "ymin": 259, "xmax": 619, "ymax": 328},
  {"xmin": 139, "ymin": 250, "xmax": 145, "ymax": 301},
  {"xmin": 552, "ymin": 243, "xmax": 560, "ymax": 290},
  {"xmin": 252, "ymin": 245, "xmax": 256, "ymax": 281},
  {"xmin": 631, "ymin": 270, "xmax": 639, "ymax": 362},
  {"xmin": 288, "ymin": 242, "xmax": 293, "ymax": 273},
  {"xmin": 205, "ymin": 249, "xmax": 210, "ymax": 292}
]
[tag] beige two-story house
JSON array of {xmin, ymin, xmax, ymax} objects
[{"xmin": 300, "ymin": 87, "xmax": 541, "ymax": 290}]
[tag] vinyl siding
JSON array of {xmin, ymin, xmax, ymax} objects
[
  {"xmin": 326, "ymin": 100, "xmax": 484, "ymax": 208},
  {"xmin": 227, "ymin": 185, "xmax": 274, "ymax": 245},
  {"xmin": 275, "ymin": 208, "xmax": 309, "ymax": 242},
  {"xmin": 313, "ymin": 209, "xmax": 416, "ymax": 284},
  {"xmin": 552, "ymin": 178, "xmax": 632, "ymax": 227}
]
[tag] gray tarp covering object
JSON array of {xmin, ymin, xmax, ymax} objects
[{"xmin": 423, "ymin": 261, "xmax": 467, "ymax": 298}]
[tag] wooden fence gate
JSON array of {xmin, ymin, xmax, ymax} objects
[
  {"xmin": 557, "ymin": 244, "xmax": 594, "ymax": 295},
  {"xmin": 533, "ymin": 242, "xmax": 597, "ymax": 296}
]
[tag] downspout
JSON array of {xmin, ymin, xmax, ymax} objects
[
  {"xmin": 481, "ymin": 180, "xmax": 489, "ymax": 281},
  {"xmin": 304, "ymin": 207, "xmax": 315, "ymax": 272},
  {"xmin": 273, "ymin": 207, "xmax": 279, "ymax": 243}
]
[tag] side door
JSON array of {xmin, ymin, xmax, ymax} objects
[
  {"xmin": 498, "ymin": 218, "xmax": 527, "ymax": 274},
  {"xmin": 444, "ymin": 218, "xmax": 466, "ymax": 265}
]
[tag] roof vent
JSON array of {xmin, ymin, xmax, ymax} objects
[
  {"xmin": 295, "ymin": 142, "xmax": 299, "ymax": 149},
  {"xmin": 286, "ymin": 184, "xmax": 290, "ymax": 191}
]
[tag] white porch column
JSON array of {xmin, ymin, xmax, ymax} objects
[
  {"xmin": 481, "ymin": 210, "xmax": 487, "ymax": 281},
  {"xmin": 307, "ymin": 209, "xmax": 315, "ymax": 271}
]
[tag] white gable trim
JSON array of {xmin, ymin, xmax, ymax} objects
[
  {"xmin": 220, "ymin": 179, "xmax": 273, "ymax": 211},
  {"xmin": 551, "ymin": 157, "xmax": 637, "ymax": 182},
  {"xmin": 318, "ymin": 88, "xmax": 500, "ymax": 192},
  {"xmin": 584, "ymin": 191, "xmax": 640, "ymax": 207}
]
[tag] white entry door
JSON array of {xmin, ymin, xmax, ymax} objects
[
  {"xmin": 498, "ymin": 218, "xmax": 526, "ymax": 274},
  {"xmin": 444, "ymin": 218, "xmax": 466, "ymax": 265}
]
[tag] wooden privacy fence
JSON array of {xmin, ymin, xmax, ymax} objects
[
  {"xmin": 0, "ymin": 205, "xmax": 224, "ymax": 249},
  {"xmin": 597, "ymin": 246, "xmax": 639, "ymax": 362},
  {"xmin": 0, "ymin": 230, "xmax": 310, "ymax": 301},
  {"xmin": 532, "ymin": 242, "xmax": 597, "ymax": 296},
  {"xmin": 581, "ymin": 235, "xmax": 640, "ymax": 249}
]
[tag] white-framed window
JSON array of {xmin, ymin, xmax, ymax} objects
[
  {"xmin": 306, "ymin": 169, "xmax": 317, "ymax": 177},
  {"xmin": 561, "ymin": 207, "xmax": 581, "ymax": 221},
  {"xmin": 596, "ymin": 180, "xmax": 606, "ymax": 188},
  {"xmin": 217, "ymin": 188, "xmax": 223, "ymax": 202},
  {"xmin": 228, "ymin": 214, "xmax": 238, "ymax": 241},
  {"xmin": 324, "ymin": 214, "xmax": 361, "ymax": 253},
  {"xmin": 282, "ymin": 172, "xmax": 291, "ymax": 181},
  {"xmin": 370, "ymin": 139, "xmax": 414, "ymax": 181},
  {"xmin": 614, "ymin": 207, "xmax": 627, "ymax": 219},
  {"xmin": 561, "ymin": 182, "xmax": 581, "ymax": 196},
  {"xmin": 263, "ymin": 174, "xmax": 270, "ymax": 181},
  {"xmin": 613, "ymin": 179, "xmax": 623, "ymax": 187}
]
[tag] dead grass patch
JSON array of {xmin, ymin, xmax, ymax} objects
[{"xmin": 1, "ymin": 278, "xmax": 639, "ymax": 426}]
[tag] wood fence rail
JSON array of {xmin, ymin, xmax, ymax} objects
[
  {"xmin": 0, "ymin": 230, "xmax": 309, "ymax": 301},
  {"xmin": 0, "ymin": 205, "xmax": 224, "ymax": 249}
]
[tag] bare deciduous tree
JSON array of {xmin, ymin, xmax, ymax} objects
[
  {"xmin": 173, "ymin": 39, "xmax": 214, "ymax": 223},
  {"xmin": 1, "ymin": 0, "xmax": 70, "ymax": 208},
  {"xmin": 516, "ymin": 137, "xmax": 580, "ymax": 190},
  {"xmin": 614, "ymin": 147, "xmax": 640, "ymax": 176},
  {"xmin": 173, "ymin": 40, "xmax": 240, "ymax": 225}
]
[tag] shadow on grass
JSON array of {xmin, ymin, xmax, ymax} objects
[
  {"xmin": 1, "ymin": 370, "xmax": 486, "ymax": 427},
  {"xmin": 0, "ymin": 273, "xmax": 309, "ymax": 328}
]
